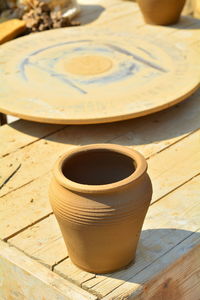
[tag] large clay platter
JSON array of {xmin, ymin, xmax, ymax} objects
[{"xmin": 0, "ymin": 27, "xmax": 199, "ymax": 124}]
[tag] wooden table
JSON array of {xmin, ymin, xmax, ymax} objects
[{"xmin": 0, "ymin": 1, "xmax": 200, "ymax": 299}]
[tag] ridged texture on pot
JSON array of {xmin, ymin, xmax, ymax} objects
[
  {"xmin": 49, "ymin": 173, "xmax": 152, "ymax": 273},
  {"xmin": 137, "ymin": 0, "xmax": 186, "ymax": 25}
]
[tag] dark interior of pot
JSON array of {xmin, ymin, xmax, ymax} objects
[{"xmin": 62, "ymin": 149, "xmax": 136, "ymax": 185}]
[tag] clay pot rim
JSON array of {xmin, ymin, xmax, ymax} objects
[{"xmin": 54, "ymin": 144, "xmax": 147, "ymax": 193}]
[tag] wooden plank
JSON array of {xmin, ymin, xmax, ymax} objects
[
  {"xmin": 13, "ymin": 173, "xmax": 200, "ymax": 297},
  {"xmin": 1, "ymin": 1, "xmax": 199, "ymax": 125},
  {"xmin": 0, "ymin": 122, "xmax": 132, "ymax": 197},
  {"xmin": 2, "ymin": 1, "xmax": 199, "ymax": 300},
  {"xmin": 1, "ymin": 127, "xmax": 198, "ymax": 294},
  {"xmin": 0, "ymin": 241, "xmax": 97, "ymax": 300},
  {"xmin": 0, "ymin": 90, "xmax": 200, "ymax": 198},
  {"xmin": 102, "ymin": 230, "xmax": 200, "ymax": 300},
  {"xmin": 1, "ymin": 126, "xmax": 199, "ymax": 242},
  {"xmin": 80, "ymin": 174, "xmax": 200, "ymax": 297},
  {"xmin": 0, "ymin": 2, "xmax": 199, "ymax": 299},
  {"xmin": 0, "ymin": 161, "xmax": 21, "ymax": 189},
  {"xmin": 148, "ymin": 129, "xmax": 200, "ymax": 203},
  {"xmin": 110, "ymin": 90, "xmax": 200, "ymax": 158},
  {"xmin": 8, "ymin": 215, "xmax": 67, "ymax": 269},
  {"xmin": 0, "ymin": 120, "xmax": 64, "ymax": 158},
  {"xmin": 115, "ymin": 128, "xmax": 200, "ymax": 204},
  {"xmin": 0, "ymin": 173, "xmax": 52, "ymax": 240},
  {"xmin": 54, "ymin": 258, "xmax": 96, "ymax": 286}
]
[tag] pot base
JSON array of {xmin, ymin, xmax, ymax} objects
[
  {"xmin": 70, "ymin": 257, "xmax": 135, "ymax": 274},
  {"xmin": 144, "ymin": 16, "xmax": 181, "ymax": 26}
]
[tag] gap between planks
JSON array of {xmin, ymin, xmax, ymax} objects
[
  {"xmin": 1, "ymin": 121, "xmax": 198, "ymax": 199},
  {"xmin": 6, "ymin": 172, "xmax": 200, "ymax": 273},
  {"xmin": 0, "ymin": 1, "xmax": 199, "ymax": 298},
  {"xmin": 1, "ymin": 90, "xmax": 200, "ymax": 199},
  {"xmin": 0, "ymin": 240, "xmax": 98, "ymax": 300},
  {"xmin": 7, "ymin": 173, "xmax": 200, "ymax": 298},
  {"xmin": 54, "ymin": 174, "xmax": 200, "ymax": 298},
  {"xmin": 1, "ymin": 127, "xmax": 200, "ymax": 242},
  {"xmin": 0, "ymin": 120, "xmax": 66, "ymax": 158},
  {"xmin": 101, "ymin": 229, "xmax": 200, "ymax": 300}
]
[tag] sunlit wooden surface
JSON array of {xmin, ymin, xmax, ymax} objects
[{"xmin": 0, "ymin": 1, "xmax": 200, "ymax": 299}]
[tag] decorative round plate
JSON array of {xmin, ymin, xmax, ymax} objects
[{"xmin": 0, "ymin": 28, "xmax": 199, "ymax": 124}]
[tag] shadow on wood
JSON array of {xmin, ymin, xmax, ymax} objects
[
  {"xmin": 75, "ymin": 4, "xmax": 105, "ymax": 25},
  {"xmin": 6, "ymin": 88, "xmax": 200, "ymax": 149}
]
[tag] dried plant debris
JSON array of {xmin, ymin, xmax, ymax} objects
[{"xmin": 22, "ymin": 0, "xmax": 79, "ymax": 32}]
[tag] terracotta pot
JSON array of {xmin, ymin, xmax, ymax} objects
[
  {"xmin": 137, "ymin": 0, "xmax": 186, "ymax": 25},
  {"xmin": 49, "ymin": 144, "xmax": 152, "ymax": 274}
]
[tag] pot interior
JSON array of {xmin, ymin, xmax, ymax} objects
[{"xmin": 62, "ymin": 149, "xmax": 136, "ymax": 185}]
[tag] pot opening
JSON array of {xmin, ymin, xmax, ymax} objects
[{"xmin": 62, "ymin": 149, "xmax": 136, "ymax": 185}]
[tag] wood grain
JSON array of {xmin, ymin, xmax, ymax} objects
[
  {"xmin": 0, "ymin": 241, "xmax": 97, "ymax": 300},
  {"xmin": 8, "ymin": 174, "xmax": 200, "ymax": 298},
  {"xmin": 1, "ymin": 126, "xmax": 199, "ymax": 240},
  {"xmin": 0, "ymin": 173, "xmax": 52, "ymax": 240},
  {"xmin": 8, "ymin": 215, "xmax": 67, "ymax": 268},
  {"xmin": 0, "ymin": 1, "xmax": 200, "ymax": 299},
  {"xmin": 0, "ymin": 90, "xmax": 199, "ymax": 198},
  {"xmin": 0, "ymin": 2, "xmax": 199, "ymax": 124},
  {"xmin": 81, "ymin": 175, "xmax": 200, "ymax": 297},
  {"xmin": 102, "ymin": 229, "xmax": 200, "ymax": 300},
  {"xmin": 0, "ymin": 120, "xmax": 64, "ymax": 158}
]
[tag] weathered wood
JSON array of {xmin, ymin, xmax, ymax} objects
[
  {"xmin": 54, "ymin": 258, "xmax": 96, "ymax": 286},
  {"xmin": 0, "ymin": 161, "xmax": 21, "ymax": 189},
  {"xmin": 111, "ymin": 90, "xmax": 200, "ymax": 158},
  {"xmin": 0, "ymin": 91, "xmax": 200, "ymax": 198},
  {"xmin": 0, "ymin": 1, "xmax": 199, "ymax": 299},
  {"xmin": 148, "ymin": 129, "xmax": 200, "ymax": 203},
  {"xmin": 102, "ymin": 230, "xmax": 200, "ymax": 300},
  {"xmin": 0, "ymin": 1, "xmax": 199, "ymax": 125},
  {"xmin": 0, "ymin": 241, "xmax": 97, "ymax": 300},
  {"xmin": 81, "ymin": 175, "xmax": 200, "ymax": 296},
  {"xmin": 0, "ymin": 120, "xmax": 64, "ymax": 158},
  {"xmin": 0, "ymin": 125, "xmax": 200, "ymax": 238},
  {"xmin": 0, "ymin": 122, "xmax": 128, "ymax": 197},
  {"xmin": 8, "ymin": 215, "xmax": 67, "ymax": 268},
  {"xmin": 0, "ymin": 173, "xmax": 52, "ymax": 240},
  {"xmin": 1, "ymin": 127, "xmax": 199, "ymax": 241},
  {"xmin": 9, "ymin": 174, "xmax": 200, "ymax": 298}
]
